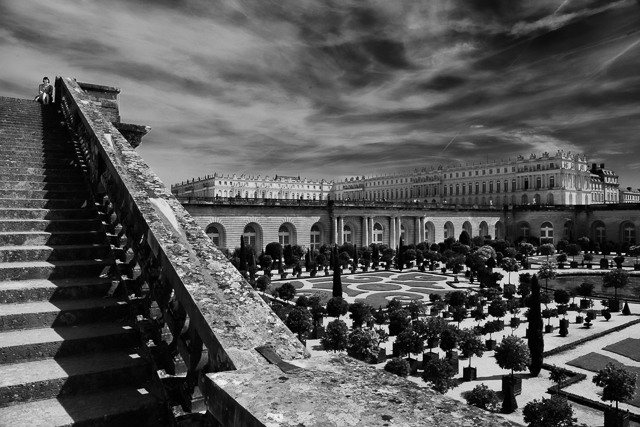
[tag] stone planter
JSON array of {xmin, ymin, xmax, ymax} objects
[
  {"xmin": 463, "ymin": 366, "xmax": 477, "ymax": 381},
  {"xmin": 485, "ymin": 339, "xmax": 496, "ymax": 351},
  {"xmin": 600, "ymin": 258, "xmax": 609, "ymax": 269},
  {"xmin": 510, "ymin": 318, "xmax": 521, "ymax": 328},
  {"xmin": 604, "ymin": 409, "xmax": 630, "ymax": 427},
  {"xmin": 580, "ymin": 299, "xmax": 591, "ymax": 309},
  {"xmin": 423, "ymin": 351, "xmax": 439, "ymax": 365},
  {"xmin": 586, "ymin": 309, "xmax": 598, "ymax": 320},
  {"xmin": 311, "ymin": 325, "xmax": 325, "ymax": 339},
  {"xmin": 376, "ymin": 347, "xmax": 387, "ymax": 364},
  {"xmin": 559, "ymin": 319, "xmax": 569, "ymax": 337},
  {"xmin": 608, "ymin": 299, "xmax": 621, "ymax": 312},
  {"xmin": 502, "ymin": 375, "xmax": 522, "ymax": 396},
  {"xmin": 427, "ymin": 337, "xmax": 440, "ymax": 349},
  {"xmin": 575, "ymin": 315, "xmax": 584, "ymax": 324},
  {"xmin": 544, "ymin": 324, "xmax": 555, "ymax": 334},
  {"xmin": 570, "ymin": 261, "xmax": 579, "ymax": 268},
  {"xmin": 392, "ymin": 342, "xmax": 403, "ymax": 358}
]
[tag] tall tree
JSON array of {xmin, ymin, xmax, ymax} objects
[
  {"xmin": 332, "ymin": 245, "xmax": 343, "ymax": 297},
  {"xmin": 239, "ymin": 236, "xmax": 247, "ymax": 271},
  {"xmin": 528, "ymin": 274, "xmax": 544, "ymax": 376}
]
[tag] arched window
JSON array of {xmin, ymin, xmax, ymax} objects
[
  {"xmin": 533, "ymin": 194, "xmax": 541, "ymax": 205},
  {"xmin": 479, "ymin": 221, "xmax": 488, "ymax": 238},
  {"xmin": 206, "ymin": 225, "xmax": 220, "ymax": 246},
  {"xmin": 536, "ymin": 177, "xmax": 541, "ymax": 189},
  {"xmin": 495, "ymin": 221, "xmax": 505, "ymax": 240},
  {"xmin": 540, "ymin": 222, "xmax": 553, "ymax": 244},
  {"xmin": 278, "ymin": 225, "xmax": 290, "ymax": 245},
  {"xmin": 444, "ymin": 222, "xmax": 454, "ymax": 240},
  {"xmin": 564, "ymin": 222, "xmax": 574, "ymax": 241},
  {"xmin": 547, "ymin": 193, "xmax": 554, "ymax": 205},
  {"xmin": 243, "ymin": 225, "xmax": 257, "ymax": 247},
  {"xmin": 373, "ymin": 223, "xmax": 383, "ymax": 243},
  {"xmin": 623, "ymin": 223, "xmax": 635, "ymax": 244},
  {"xmin": 343, "ymin": 225, "xmax": 352, "ymax": 243},
  {"xmin": 550, "ymin": 176, "xmax": 555, "ymax": 188},
  {"xmin": 522, "ymin": 194, "xmax": 528, "ymax": 205},
  {"xmin": 593, "ymin": 222, "xmax": 606, "ymax": 244},
  {"xmin": 463, "ymin": 221, "xmax": 472, "ymax": 236},
  {"xmin": 310, "ymin": 225, "xmax": 321, "ymax": 250}
]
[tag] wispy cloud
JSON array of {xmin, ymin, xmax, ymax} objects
[{"xmin": 1, "ymin": 0, "xmax": 639, "ymax": 186}]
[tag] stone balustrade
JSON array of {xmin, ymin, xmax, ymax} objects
[{"xmin": 55, "ymin": 76, "xmax": 516, "ymax": 427}]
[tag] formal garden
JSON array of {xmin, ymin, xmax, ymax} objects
[{"xmin": 226, "ymin": 232, "xmax": 640, "ymax": 427}]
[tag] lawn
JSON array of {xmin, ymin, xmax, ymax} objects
[
  {"xmin": 549, "ymin": 275, "xmax": 640, "ymax": 301},
  {"xmin": 567, "ymin": 352, "xmax": 640, "ymax": 408},
  {"xmin": 357, "ymin": 283, "xmax": 403, "ymax": 291},
  {"xmin": 603, "ymin": 338, "xmax": 640, "ymax": 362},
  {"xmin": 361, "ymin": 291, "xmax": 425, "ymax": 308}
]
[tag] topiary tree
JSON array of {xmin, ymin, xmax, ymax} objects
[
  {"xmin": 422, "ymin": 316, "xmax": 448, "ymax": 351},
  {"xmin": 273, "ymin": 282, "xmax": 297, "ymax": 301},
  {"xmin": 326, "ymin": 296, "xmax": 349, "ymax": 318},
  {"xmin": 255, "ymin": 275, "xmax": 271, "ymax": 292},
  {"xmin": 523, "ymin": 396, "xmax": 582, "ymax": 427},
  {"xmin": 463, "ymin": 384, "xmax": 500, "ymax": 412},
  {"xmin": 285, "ymin": 307, "xmax": 313, "ymax": 340},
  {"xmin": 528, "ymin": 274, "xmax": 544, "ymax": 376},
  {"xmin": 321, "ymin": 319, "xmax": 348, "ymax": 352},
  {"xmin": 384, "ymin": 357, "xmax": 410, "ymax": 377},
  {"xmin": 603, "ymin": 268, "xmax": 629, "ymax": 302},
  {"xmin": 501, "ymin": 257, "xmax": 519, "ymax": 284},
  {"xmin": 422, "ymin": 358, "xmax": 458, "ymax": 393},
  {"xmin": 539, "ymin": 243, "xmax": 556, "ymax": 262},
  {"xmin": 395, "ymin": 328, "xmax": 424, "ymax": 359},
  {"xmin": 459, "ymin": 230, "xmax": 471, "ymax": 246},
  {"xmin": 565, "ymin": 244, "xmax": 581, "ymax": 263},
  {"xmin": 458, "ymin": 328, "xmax": 484, "ymax": 368},
  {"xmin": 495, "ymin": 335, "xmax": 531, "ymax": 379},
  {"xmin": 388, "ymin": 308, "xmax": 411, "ymax": 336},
  {"xmin": 592, "ymin": 362, "xmax": 637, "ymax": 413},
  {"xmin": 488, "ymin": 299, "xmax": 507, "ymax": 323},
  {"xmin": 332, "ymin": 245, "xmax": 343, "ymax": 297},
  {"xmin": 439, "ymin": 325, "xmax": 459, "ymax": 355},
  {"xmin": 451, "ymin": 306, "xmax": 468, "ymax": 327},
  {"xmin": 347, "ymin": 328, "xmax": 381, "ymax": 363},
  {"xmin": 348, "ymin": 301, "xmax": 373, "ymax": 328},
  {"xmin": 537, "ymin": 261, "xmax": 557, "ymax": 293}
]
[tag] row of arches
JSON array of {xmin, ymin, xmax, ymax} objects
[
  {"xmin": 517, "ymin": 220, "xmax": 636, "ymax": 244},
  {"xmin": 206, "ymin": 219, "xmax": 506, "ymax": 251},
  {"xmin": 213, "ymin": 190, "xmax": 323, "ymax": 200}
]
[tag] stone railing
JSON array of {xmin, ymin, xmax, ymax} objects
[{"xmin": 55, "ymin": 76, "xmax": 517, "ymax": 427}]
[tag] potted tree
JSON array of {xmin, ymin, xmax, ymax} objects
[
  {"xmin": 439, "ymin": 326, "xmax": 460, "ymax": 370},
  {"xmin": 519, "ymin": 243, "xmax": 535, "ymax": 269},
  {"xmin": 494, "ymin": 335, "xmax": 531, "ymax": 413},
  {"xmin": 565, "ymin": 244, "xmax": 581, "ymax": 268},
  {"xmin": 603, "ymin": 269, "xmax": 629, "ymax": 312},
  {"xmin": 613, "ymin": 254, "xmax": 625, "ymax": 269},
  {"xmin": 348, "ymin": 301, "xmax": 373, "ymax": 329},
  {"xmin": 576, "ymin": 282, "xmax": 595, "ymax": 310},
  {"xmin": 556, "ymin": 253, "xmax": 567, "ymax": 269},
  {"xmin": 554, "ymin": 289, "xmax": 571, "ymax": 336},
  {"xmin": 422, "ymin": 358, "xmax": 459, "ymax": 394},
  {"xmin": 388, "ymin": 308, "xmax": 411, "ymax": 336},
  {"xmin": 539, "ymin": 243, "xmax": 556, "ymax": 263},
  {"xmin": 321, "ymin": 319, "xmax": 349, "ymax": 352},
  {"xmin": 419, "ymin": 316, "xmax": 448, "ymax": 364},
  {"xmin": 584, "ymin": 253, "xmax": 594, "ymax": 269},
  {"xmin": 575, "ymin": 306, "xmax": 584, "ymax": 325},
  {"xmin": 542, "ymin": 308, "xmax": 558, "ymax": 334},
  {"xmin": 458, "ymin": 328, "xmax": 485, "ymax": 381},
  {"xmin": 593, "ymin": 362, "xmax": 637, "ymax": 427},
  {"xmin": 394, "ymin": 328, "xmax": 424, "ymax": 373},
  {"xmin": 537, "ymin": 261, "xmax": 557, "ymax": 293},
  {"xmin": 483, "ymin": 320, "xmax": 501, "ymax": 351},
  {"xmin": 488, "ymin": 299, "xmax": 507, "ymax": 330}
]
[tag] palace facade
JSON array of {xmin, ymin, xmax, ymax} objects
[{"xmin": 172, "ymin": 151, "xmax": 640, "ymax": 253}]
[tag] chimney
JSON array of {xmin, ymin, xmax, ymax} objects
[{"xmin": 600, "ymin": 163, "xmax": 605, "ymax": 168}]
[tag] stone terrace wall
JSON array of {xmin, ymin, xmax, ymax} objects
[{"xmin": 56, "ymin": 76, "xmax": 518, "ymax": 427}]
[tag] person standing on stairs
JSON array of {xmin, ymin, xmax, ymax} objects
[{"xmin": 34, "ymin": 76, "xmax": 53, "ymax": 104}]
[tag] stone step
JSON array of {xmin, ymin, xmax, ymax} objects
[
  {"xmin": 0, "ymin": 386, "xmax": 168, "ymax": 427},
  {"xmin": 0, "ymin": 208, "xmax": 96, "ymax": 221},
  {"xmin": 0, "ymin": 350, "xmax": 150, "ymax": 407},
  {"xmin": 0, "ymin": 219, "xmax": 102, "ymax": 232},
  {"xmin": 0, "ymin": 181, "xmax": 88, "ymax": 192},
  {"xmin": 0, "ymin": 259, "xmax": 111, "ymax": 281},
  {"xmin": 0, "ymin": 166, "xmax": 85, "ymax": 178},
  {"xmin": 0, "ymin": 230, "xmax": 107, "ymax": 246},
  {"xmin": 0, "ymin": 139, "xmax": 74, "ymax": 149},
  {"xmin": 0, "ymin": 198, "xmax": 90, "ymax": 209},
  {"xmin": 0, "ymin": 157, "xmax": 83, "ymax": 168},
  {"xmin": 0, "ymin": 296, "xmax": 127, "ymax": 331},
  {"xmin": 0, "ymin": 149, "xmax": 79, "ymax": 162},
  {"xmin": 0, "ymin": 172, "xmax": 85, "ymax": 184},
  {"xmin": 0, "ymin": 145, "xmax": 79, "ymax": 158},
  {"xmin": 0, "ymin": 189, "xmax": 90, "ymax": 201},
  {"xmin": 0, "ymin": 322, "xmax": 136, "ymax": 365},
  {"xmin": 0, "ymin": 244, "xmax": 110, "ymax": 263},
  {"xmin": 0, "ymin": 277, "xmax": 114, "ymax": 304}
]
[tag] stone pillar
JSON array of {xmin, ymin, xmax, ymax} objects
[
  {"xmin": 414, "ymin": 217, "xmax": 420, "ymax": 244},
  {"xmin": 362, "ymin": 216, "xmax": 369, "ymax": 246},
  {"xmin": 369, "ymin": 217, "xmax": 374, "ymax": 246},
  {"xmin": 390, "ymin": 216, "xmax": 396, "ymax": 247},
  {"xmin": 338, "ymin": 217, "xmax": 344, "ymax": 245},
  {"xmin": 420, "ymin": 217, "xmax": 426, "ymax": 243}
]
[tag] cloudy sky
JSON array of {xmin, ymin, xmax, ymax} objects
[{"xmin": 1, "ymin": 0, "xmax": 639, "ymax": 187}]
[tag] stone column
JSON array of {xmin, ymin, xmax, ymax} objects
[
  {"xmin": 390, "ymin": 216, "xmax": 396, "ymax": 247},
  {"xmin": 414, "ymin": 217, "xmax": 420, "ymax": 244},
  {"xmin": 369, "ymin": 217, "xmax": 374, "ymax": 245},
  {"xmin": 362, "ymin": 216, "xmax": 369, "ymax": 246},
  {"xmin": 420, "ymin": 217, "xmax": 426, "ymax": 243},
  {"xmin": 338, "ymin": 217, "xmax": 344, "ymax": 245},
  {"xmin": 333, "ymin": 217, "xmax": 339, "ymax": 245}
]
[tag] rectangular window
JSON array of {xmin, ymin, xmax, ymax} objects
[
  {"xmin": 482, "ymin": 182, "xmax": 486, "ymax": 193},
  {"xmin": 524, "ymin": 178, "xmax": 529, "ymax": 190},
  {"xmin": 489, "ymin": 182, "xmax": 493, "ymax": 192}
]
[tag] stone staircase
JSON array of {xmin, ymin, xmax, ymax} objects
[{"xmin": 0, "ymin": 97, "xmax": 170, "ymax": 426}]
